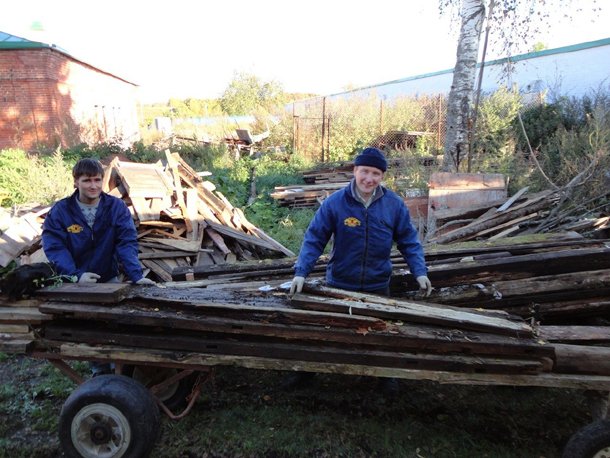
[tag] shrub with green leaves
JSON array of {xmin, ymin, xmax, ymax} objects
[{"xmin": 0, "ymin": 149, "xmax": 74, "ymax": 207}]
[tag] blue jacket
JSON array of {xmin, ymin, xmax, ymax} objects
[
  {"xmin": 42, "ymin": 191, "xmax": 143, "ymax": 283},
  {"xmin": 294, "ymin": 180, "xmax": 426, "ymax": 291}
]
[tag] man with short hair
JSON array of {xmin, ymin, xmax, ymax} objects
[
  {"xmin": 287, "ymin": 147, "xmax": 432, "ymax": 394},
  {"xmin": 42, "ymin": 158, "xmax": 155, "ymax": 375}
]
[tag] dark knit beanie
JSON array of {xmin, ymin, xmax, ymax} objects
[{"xmin": 354, "ymin": 147, "xmax": 387, "ymax": 172}]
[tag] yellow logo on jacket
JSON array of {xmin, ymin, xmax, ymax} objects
[
  {"xmin": 344, "ymin": 217, "xmax": 361, "ymax": 227},
  {"xmin": 67, "ymin": 224, "xmax": 83, "ymax": 233}
]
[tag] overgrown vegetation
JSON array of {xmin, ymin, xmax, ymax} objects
[{"xmin": 0, "ymin": 149, "xmax": 74, "ymax": 207}]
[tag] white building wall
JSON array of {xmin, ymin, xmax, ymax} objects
[{"xmin": 320, "ymin": 38, "xmax": 610, "ymax": 104}]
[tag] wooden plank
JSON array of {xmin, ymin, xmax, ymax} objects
[
  {"xmin": 204, "ymin": 227, "xmax": 231, "ymax": 256},
  {"xmin": 0, "ymin": 324, "xmax": 31, "ymax": 333},
  {"xmin": 505, "ymin": 298, "xmax": 610, "ymax": 319},
  {"xmin": 0, "ymin": 299, "xmax": 43, "ymax": 308},
  {"xmin": 427, "ymin": 172, "xmax": 507, "ymax": 237},
  {"xmin": 428, "ymin": 191, "xmax": 556, "ymax": 245},
  {"xmin": 0, "ymin": 307, "xmax": 52, "ymax": 323},
  {"xmin": 0, "ymin": 339, "xmax": 34, "ymax": 354},
  {"xmin": 54, "ymin": 343, "xmax": 610, "ymax": 391},
  {"xmin": 0, "ymin": 214, "xmax": 43, "ymax": 267},
  {"xmin": 292, "ymin": 292, "xmax": 533, "ymax": 337},
  {"xmin": 554, "ymin": 344, "xmax": 610, "ymax": 376},
  {"xmin": 497, "ymin": 186, "xmax": 530, "ymax": 211},
  {"xmin": 0, "ymin": 331, "xmax": 34, "ymax": 340},
  {"xmin": 38, "ymin": 283, "xmax": 130, "ymax": 303},
  {"xmin": 141, "ymin": 260, "xmax": 173, "ymax": 282},
  {"xmin": 416, "ymin": 269, "xmax": 610, "ymax": 309},
  {"xmin": 140, "ymin": 236, "xmax": 200, "ymax": 253},
  {"xmin": 102, "ymin": 157, "xmax": 120, "ymax": 192},
  {"xmin": 393, "ymin": 246, "xmax": 610, "ymax": 290},
  {"xmin": 204, "ymin": 219, "xmax": 278, "ymax": 252},
  {"xmin": 185, "ymin": 188, "xmax": 200, "ymax": 241},
  {"xmin": 45, "ymin": 325, "xmax": 549, "ymax": 375},
  {"xmin": 115, "ymin": 165, "xmax": 170, "ymax": 198},
  {"xmin": 114, "ymin": 161, "xmax": 174, "ymax": 198},
  {"xmin": 39, "ymin": 302, "xmax": 551, "ymax": 357},
  {"xmin": 538, "ymin": 326, "xmax": 610, "ymax": 343},
  {"xmin": 138, "ymin": 250, "xmax": 199, "ymax": 260},
  {"xmin": 165, "ymin": 150, "xmax": 192, "ymax": 232},
  {"xmin": 467, "ymin": 213, "xmax": 539, "ymax": 240},
  {"xmin": 130, "ymin": 196, "xmax": 158, "ymax": 222}
]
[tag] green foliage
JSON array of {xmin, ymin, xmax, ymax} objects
[
  {"xmin": 532, "ymin": 104, "xmax": 610, "ymax": 200},
  {"xmin": 470, "ymin": 86, "xmax": 610, "ymax": 199},
  {"xmin": 130, "ymin": 140, "xmax": 168, "ymax": 163},
  {"xmin": 62, "ymin": 140, "xmax": 129, "ymax": 163},
  {"xmin": 530, "ymin": 42, "xmax": 549, "ymax": 52},
  {"xmin": 471, "ymin": 87, "xmax": 524, "ymax": 177},
  {"xmin": 220, "ymin": 71, "xmax": 285, "ymax": 116},
  {"xmin": 516, "ymin": 96, "xmax": 565, "ymax": 152},
  {"xmin": 291, "ymin": 93, "xmax": 445, "ymax": 162},
  {"xmin": 167, "ymin": 98, "xmax": 223, "ymax": 119},
  {"xmin": 0, "ymin": 149, "xmax": 74, "ymax": 207}
]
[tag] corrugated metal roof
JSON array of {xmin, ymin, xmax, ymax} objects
[{"xmin": 0, "ymin": 30, "xmax": 69, "ymax": 53}]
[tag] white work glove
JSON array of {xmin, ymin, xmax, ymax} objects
[
  {"xmin": 135, "ymin": 278, "xmax": 156, "ymax": 286},
  {"xmin": 416, "ymin": 275, "xmax": 432, "ymax": 297},
  {"xmin": 79, "ymin": 272, "xmax": 100, "ymax": 283},
  {"xmin": 290, "ymin": 276, "xmax": 305, "ymax": 294}
]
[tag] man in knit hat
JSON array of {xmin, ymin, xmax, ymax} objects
[{"xmin": 286, "ymin": 147, "xmax": 432, "ymax": 394}]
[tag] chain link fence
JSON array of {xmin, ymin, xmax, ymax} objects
[
  {"xmin": 290, "ymin": 90, "xmax": 546, "ymax": 165},
  {"xmin": 291, "ymin": 94, "xmax": 446, "ymax": 162}
]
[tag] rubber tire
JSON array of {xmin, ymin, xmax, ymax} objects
[
  {"xmin": 563, "ymin": 419, "xmax": 610, "ymax": 458},
  {"xmin": 121, "ymin": 364, "xmax": 197, "ymax": 411},
  {"xmin": 59, "ymin": 374, "xmax": 160, "ymax": 458}
]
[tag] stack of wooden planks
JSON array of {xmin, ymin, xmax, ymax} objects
[
  {"xmin": 2, "ymin": 278, "xmax": 610, "ymax": 383},
  {"xmin": 426, "ymin": 188, "xmax": 559, "ymax": 244},
  {"xmin": 0, "ymin": 151, "xmax": 294, "ymax": 281},
  {"xmin": 270, "ymin": 183, "xmax": 347, "ymax": 208},
  {"xmin": 8, "ymin": 282, "xmax": 559, "ymax": 378},
  {"xmin": 170, "ymin": 233, "xmax": 610, "ymax": 347},
  {"xmin": 0, "ymin": 297, "xmax": 52, "ymax": 353},
  {"xmin": 426, "ymin": 183, "xmax": 609, "ymax": 244}
]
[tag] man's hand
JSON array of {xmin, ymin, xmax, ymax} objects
[
  {"xmin": 135, "ymin": 278, "xmax": 156, "ymax": 286},
  {"xmin": 290, "ymin": 276, "xmax": 305, "ymax": 294},
  {"xmin": 79, "ymin": 272, "xmax": 100, "ymax": 284},
  {"xmin": 416, "ymin": 275, "xmax": 432, "ymax": 297}
]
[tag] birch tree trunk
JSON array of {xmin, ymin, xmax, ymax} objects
[{"xmin": 441, "ymin": 0, "xmax": 486, "ymax": 172}]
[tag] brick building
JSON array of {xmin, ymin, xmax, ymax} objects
[{"xmin": 0, "ymin": 31, "xmax": 140, "ymax": 151}]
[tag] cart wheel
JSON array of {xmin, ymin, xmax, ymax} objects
[
  {"xmin": 563, "ymin": 419, "xmax": 610, "ymax": 458},
  {"xmin": 58, "ymin": 375, "xmax": 160, "ymax": 458},
  {"xmin": 121, "ymin": 364, "xmax": 197, "ymax": 411}
]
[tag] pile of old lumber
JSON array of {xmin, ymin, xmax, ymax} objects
[
  {"xmin": 425, "ymin": 188, "xmax": 557, "ymax": 244},
  {"xmin": 3, "ymin": 277, "xmax": 610, "ymax": 384},
  {"xmin": 170, "ymin": 233, "xmax": 610, "ymax": 326},
  {"xmin": 5, "ymin": 282, "xmax": 558, "ymax": 379},
  {"xmin": 426, "ymin": 184, "xmax": 610, "ymax": 244},
  {"xmin": 270, "ymin": 183, "xmax": 346, "ymax": 208},
  {"xmin": 392, "ymin": 234, "xmax": 610, "ymax": 325},
  {"xmin": 0, "ymin": 151, "xmax": 294, "ymax": 281}
]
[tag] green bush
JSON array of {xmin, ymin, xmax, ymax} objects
[{"xmin": 0, "ymin": 149, "xmax": 74, "ymax": 207}]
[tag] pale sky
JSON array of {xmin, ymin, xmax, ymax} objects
[{"xmin": 1, "ymin": 0, "xmax": 607, "ymax": 103}]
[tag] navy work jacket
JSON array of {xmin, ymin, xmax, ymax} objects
[
  {"xmin": 42, "ymin": 191, "xmax": 143, "ymax": 283},
  {"xmin": 294, "ymin": 180, "xmax": 426, "ymax": 291}
]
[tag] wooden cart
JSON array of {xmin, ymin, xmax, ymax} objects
[{"xmin": 2, "ymin": 281, "xmax": 610, "ymax": 458}]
